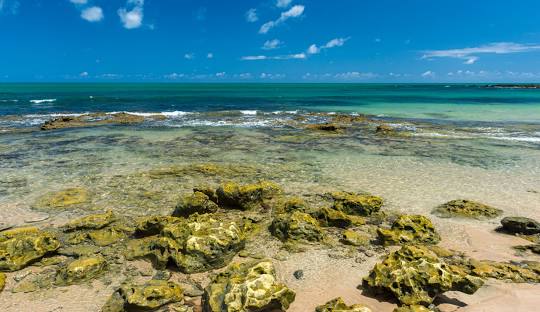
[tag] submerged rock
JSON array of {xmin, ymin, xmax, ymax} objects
[
  {"xmin": 203, "ymin": 260, "xmax": 296, "ymax": 312},
  {"xmin": 270, "ymin": 211, "xmax": 324, "ymax": 242},
  {"xmin": 501, "ymin": 217, "xmax": 540, "ymax": 235},
  {"xmin": 377, "ymin": 215, "xmax": 440, "ymax": 245},
  {"xmin": 306, "ymin": 123, "xmax": 346, "ymax": 133},
  {"xmin": 12, "ymin": 268, "xmax": 57, "ymax": 293},
  {"xmin": 216, "ymin": 181, "xmax": 282, "ymax": 210},
  {"xmin": 127, "ymin": 214, "xmax": 245, "ymax": 273},
  {"xmin": 312, "ymin": 207, "xmax": 365, "ymax": 228},
  {"xmin": 362, "ymin": 245, "xmax": 483, "ymax": 306},
  {"xmin": 316, "ymin": 297, "xmax": 372, "ymax": 312},
  {"xmin": 34, "ymin": 187, "xmax": 89, "ymax": 210},
  {"xmin": 375, "ymin": 124, "xmax": 396, "ymax": 135},
  {"xmin": 63, "ymin": 210, "xmax": 115, "ymax": 232},
  {"xmin": 55, "ymin": 256, "xmax": 107, "ymax": 286},
  {"xmin": 432, "ymin": 199, "xmax": 502, "ymax": 219},
  {"xmin": 102, "ymin": 280, "xmax": 184, "ymax": 312},
  {"xmin": 40, "ymin": 112, "xmax": 145, "ymax": 131},
  {"xmin": 330, "ymin": 192, "xmax": 383, "ymax": 216},
  {"xmin": 173, "ymin": 191, "xmax": 219, "ymax": 217},
  {"xmin": 0, "ymin": 228, "xmax": 60, "ymax": 271}
]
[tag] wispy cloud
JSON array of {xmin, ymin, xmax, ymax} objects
[
  {"xmin": 81, "ymin": 7, "xmax": 103, "ymax": 22},
  {"xmin": 184, "ymin": 53, "xmax": 195, "ymax": 60},
  {"xmin": 262, "ymin": 39, "xmax": 283, "ymax": 50},
  {"xmin": 118, "ymin": 0, "xmax": 144, "ymax": 29},
  {"xmin": 241, "ymin": 53, "xmax": 306, "ymax": 61},
  {"xmin": 422, "ymin": 42, "xmax": 540, "ymax": 64},
  {"xmin": 69, "ymin": 0, "xmax": 87, "ymax": 4},
  {"xmin": 259, "ymin": 5, "xmax": 304, "ymax": 34},
  {"xmin": 421, "ymin": 70, "xmax": 435, "ymax": 78},
  {"xmin": 307, "ymin": 37, "xmax": 349, "ymax": 54},
  {"xmin": 276, "ymin": 0, "xmax": 292, "ymax": 8},
  {"xmin": 207, "ymin": 53, "xmax": 214, "ymax": 59},
  {"xmin": 245, "ymin": 8, "xmax": 258, "ymax": 22}
]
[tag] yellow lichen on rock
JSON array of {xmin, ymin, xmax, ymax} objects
[
  {"xmin": 316, "ymin": 297, "xmax": 372, "ymax": 312},
  {"xmin": 34, "ymin": 187, "xmax": 89, "ymax": 210}
]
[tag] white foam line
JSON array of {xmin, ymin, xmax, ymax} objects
[{"xmin": 29, "ymin": 99, "xmax": 56, "ymax": 104}]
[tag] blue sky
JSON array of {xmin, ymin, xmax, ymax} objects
[{"xmin": 2, "ymin": 0, "xmax": 540, "ymax": 82}]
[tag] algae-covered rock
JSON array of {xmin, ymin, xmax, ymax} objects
[
  {"xmin": 341, "ymin": 230, "xmax": 370, "ymax": 247},
  {"xmin": 135, "ymin": 216, "xmax": 183, "ymax": 237},
  {"xmin": 12, "ymin": 268, "xmax": 57, "ymax": 293},
  {"xmin": 274, "ymin": 197, "xmax": 308, "ymax": 214},
  {"xmin": 330, "ymin": 192, "xmax": 383, "ymax": 216},
  {"xmin": 55, "ymin": 256, "xmax": 107, "ymax": 285},
  {"xmin": 316, "ymin": 297, "xmax": 372, "ymax": 312},
  {"xmin": 203, "ymin": 260, "xmax": 295, "ymax": 312},
  {"xmin": 306, "ymin": 123, "xmax": 346, "ymax": 133},
  {"xmin": 173, "ymin": 191, "xmax": 219, "ymax": 217},
  {"xmin": 0, "ymin": 229, "xmax": 60, "ymax": 271},
  {"xmin": 432, "ymin": 199, "xmax": 502, "ymax": 219},
  {"xmin": 393, "ymin": 306, "xmax": 433, "ymax": 312},
  {"xmin": 362, "ymin": 245, "xmax": 483, "ymax": 306},
  {"xmin": 102, "ymin": 280, "xmax": 184, "ymax": 312},
  {"xmin": 270, "ymin": 211, "xmax": 324, "ymax": 242},
  {"xmin": 127, "ymin": 214, "xmax": 245, "ymax": 273},
  {"xmin": 34, "ymin": 187, "xmax": 89, "ymax": 210},
  {"xmin": 216, "ymin": 181, "xmax": 282, "ymax": 210},
  {"xmin": 514, "ymin": 244, "xmax": 540, "ymax": 255},
  {"xmin": 63, "ymin": 210, "xmax": 115, "ymax": 232},
  {"xmin": 501, "ymin": 217, "xmax": 540, "ymax": 235},
  {"xmin": 312, "ymin": 207, "xmax": 365, "ymax": 228},
  {"xmin": 377, "ymin": 215, "xmax": 440, "ymax": 245},
  {"xmin": 0, "ymin": 272, "xmax": 5, "ymax": 292},
  {"xmin": 463, "ymin": 259, "xmax": 540, "ymax": 283}
]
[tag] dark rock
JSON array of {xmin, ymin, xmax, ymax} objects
[
  {"xmin": 501, "ymin": 217, "xmax": 540, "ymax": 235},
  {"xmin": 293, "ymin": 269, "xmax": 304, "ymax": 280}
]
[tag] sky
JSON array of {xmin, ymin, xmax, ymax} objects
[{"xmin": 2, "ymin": 0, "xmax": 540, "ymax": 82}]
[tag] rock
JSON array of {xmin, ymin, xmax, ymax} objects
[
  {"xmin": 216, "ymin": 181, "xmax": 282, "ymax": 210},
  {"xmin": 274, "ymin": 197, "xmax": 308, "ymax": 214},
  {"xmin": 127, "ymin": 214, "xmax": 246, "ymax": 273},
  {"xmin": 0, "ymin": 272, "xmax": 5, "ymax": 292},
  {"xmin": 55, "ymin": 256, "xmax": 107, "ymax": 286},
  {"xmin": 330, "ymin": 192, "xmax": 383, "ymax": 216},
  {"xmin": 312, "ymin": 207, "xmax": 365, "ymax": 228},
  {"xmin": 432, "ymin": 199, "xmax": 502, "ymax": 220},
  {"xmin": 12, "ymin": 268, "xmax": 56, "ymax": 293},
  {"xmin": 514, "ymin": 244, "xmax": 540, "ymax": 255},
  {"xmin": 461, "ymin": 259, "xmax": 540, "ymax": 283},
  {"xmin": 135, "ymin": 216, "xmax": 183, "ymax": 237},
  {"xmin": 362, "ymin": 245, "xmax": 483, "ymax": 306},
  {"xmin": 316, "ymin": 297, "xmax": 372, "ymax": 312},
  {"xmin": 293, "ymin": 269, "xmax": 304, "ymax": 280},
  {"xmin": 63, "ymin": 210, "xmax": 115, "ymax": 232},
  {"xmin": 33, "ymin": 187, "xmax": 89, "ymax": 210},
  {"xmin": 501, "ymin": 217, "xmax": 540, "ymax": 235},
  {"xmin": 203, "ymin": 260, "xmax": 295, "ymax": 312},
  {"xmin": 270, "ymin": 211, "xmax": 324, "ymax": 242},
  {"xmin": 341, "ymin": 230, "xmax": 370, "ymax": 246},
  {"xmin": 41, "ymin": 112, "xmax": 145, "ymax": 131},
  {"xmin": 172, "ymin": 192, "xmax": 219, "ymax": 217},
  {"xmin": 393, "ymin": 306, "xmax": 434, "ymax": 312},
  {"xmin": 306, "ymin": 123, "xmax": 346, "ymax": 133},
  {"xmin": 0, "ymin": 228, "xmax": 60, "ymax": 271},
  {"xmin": 375, "ymin": 124, "xmax": 396, "ymax": 135},
  {"xmin": 102, "ymin": 280, "xmax": 184, "ymax": 312},
  {"xmin": 377, "ymin": 215, "xmax": 440, "ymax": 245}
]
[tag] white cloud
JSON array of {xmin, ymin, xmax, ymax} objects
[
  {"xmin": 81, "ymin": 7, "xmax": 103, "ymax": 22},
  {"xmin": 422, "ymin": 42, "xmax": 540, "ymax": 65},
  {"xmin": 307, "ymin": 37, "xmax": 349, "ymax": 54},
  {"xmin": 118, "ymin": 0, "xmax": 144, "ymax": 29},
  {"xmin": 241, "ymin": 53, "xmax": 305, "ymax": 61},
  {"xmin": 207, "ymin": 53, "xmax": 214, "ymax": 59},
  {"xmin": 215, "ymin": 72, "xmax": 226, "ymax": 77},
  {"xmin": 0, "ymin": 0, "xmax": 20, "ymax": 14},
  {"xmin": 70, "ymin": 0, "xmax": 87, "ymax": 4},
  {"xmin": 79, "ymin": 71, "xmax": 89, "ymax": 77},
  {"xmin": 276, "ymin": 0, "xmax": 292, "ymax": 8},
  {"xmin": 262, "ymin": 39, "xmax": 283, "ymax": 50},
  {"xmin": 184, "ymin": 53, "xmax": 195, "ymax": 60},
  {"xmin": 260, "ymin": 73, "xmax": 285, "ymax": 79},
  {"xmin": 421, "ymin": 70, "xmax": 435, "ymax": 78},
  {"xmin": 164, "ymin": 73, "xmax": 185, "ymax": 80},
  {"xmin": 259, "ymin": 5, "xmax": 304, "ymax": 34},
  {"xmin": 245, "ymin": 8, "xmax": 258, "ymax": 23},
  {"xmin": 334, "ymin": 72, "xmax": 376, "ymax": 80}
]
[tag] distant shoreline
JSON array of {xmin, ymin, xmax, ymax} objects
[{"xmin": 485, "ymin": 84, "xmax": 540, "ymax": 89}]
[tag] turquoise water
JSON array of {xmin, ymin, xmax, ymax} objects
[{"xmin": 1, "ymin": 83, "xmax": 540, "ymax": 123}]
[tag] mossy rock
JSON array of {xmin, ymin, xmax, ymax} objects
[
  {"xmin": 102, "ymin": 280, "xmax": 184, "ymax": 312},
  {"xmin": 330, "ymin": 192, "xmax": 383, "ymax": 216},
  {"xmin": 306, "ymin": 123, "xmax": 346, "ymax": 133},
  {"xmin": 270, "ymin": 211, "xmax": 324, "ymax": 242},
  {"xmin": 125, "ymin": 236, "xmax": 171, "ymax": 269},
  {"xmin": 63, "ymin": 210, "xmax": 115, "ymax": 232},
  {"xmin": 316, "ymin": 297, "xmax": 372, "ymax": 312},
  {"xmin": 312, "ymin": 207, "xmax": 365, "ymax": 228},
  {"xmin": 393, "ymin": 305, "xmax": 434, "ymax": 312},
  {"xmin": 135, "ymin": 216, "xmax": 183, "ymax": 237},
  {"xmin": 501, "ymin": 217, "xmax": 540, "ymax": 235},
  {"xmin": 12, "ymin": 268, "xmax": 57, "ymax": 293},
  {"xmin": 172, "ymin": 191, "xmax": 219, "ymax": 217},
  {"xmin": 0, "ymin": 272, "xmax": 5, "ymax": 292},
  {"xmin": 464, "ymin": 259, "xmax": 540, "ymax": 283},
  {"xmin": 216, "ymin": 181, "xmax": 282, "ymax": 210},
  {"xmin": 432, "ymin": 199, "xmax": 502, "ymax": 220},
  {"xmin": 362, "ymin": 245, "xmax": 483, "ymax": 306},
  {"xmin": 0, "ymin": 229, "xmax": 60, "ymax": 271},
  {"xmin": 55, "ymin": 256, "xmax": 107, "ymax": 286},
  {"xmin": 274, "ymin": 197, "xmax": 308, "ymax": 214},
  {"xmin": 514, "ymin": 244, "xmax": 540, "ymax": 255},
  {"xmin": 33, "ymin": 187, "xmax": 89, "ymax": 210},
  {"xmin": 203, "ymin": 260, "xmax": 296, "ymax": 312},
  {"xmin": 341, "ymin": 230, "xmax": 370, "ymax": 246},
  {"xmin": 377, "ymin": 215, "xmax": 440, "ymax": 245}
]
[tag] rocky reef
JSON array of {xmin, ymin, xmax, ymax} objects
[
  {"xmin": 270, "ymin": 211, "xmax": 324, "ymax": 243},
  {"xmin": 102, "ymin": 280, "xmax": 184, "ymax": 312},
  {"xmin": 316, "ymin": 297, "xmax": 372, "ymax": 312},
  {"xmin": 329, "ymin": 191, "xmax": 383, "ymax": 216},
  {"xmin": 432, "ymin": 199, "xmax": 503, "ymax": 219},
  {"xmin": 377, "ymin": 215, "xmax": 440, "ymax": 245},
  {"xmin": 33, "ymin": 187, "xmax": 89, "ymax": 210},
  {"xmin": 203, "ymin": 260, "xmax": 296, "ymax": 312},
  {"xmin": 40, "ymin": 112, "xmax": 148, "ymax": 131},
  {"xmin": 0, "ymin": 227, "xmax": 60, "ymax": 271}
]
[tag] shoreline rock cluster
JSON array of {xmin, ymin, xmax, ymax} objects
[{"xmin": 1, "ymin": 179, "xmax": 539, "ymax": 311}]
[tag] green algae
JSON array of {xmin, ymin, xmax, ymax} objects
[
  {"xmin": 173, "ymin": 191, "xmax": 219, "ymax": 217},
  {"xmin": 316, "ymin": 297, "xmax": 372, "ymax": 312},
  {"xmin": 312, "ymin": 207, "xmax": 365, "ymax": 228},
  {"xmin": 330, "ymin": 191, "xmax": 383, "ymax": 216},
  {"xmin": 216, "ymin": 180, "xmax": 282, "ymax": 210},
  {"xmin": 33, "ymin": 187, "xmax": 89, "ymax": 210},
  {"xmin": 0, "ymin": 272, "xmax": 5, "ymax": 292},
  {"xmin": 377, "ymin": 215, "xmax": 440, "ymax": 245},
  {"xmin": 432, "ymin": 199, "xmax": 503, "ymax": 220},
  {"xmin": 270, "ymin": 211, "xmax": 324, "ymax": 243},
  {"xmin": 63, "ymin": 210, "xmax": 115, "ymax": 232},
  {"xmin": 0, "ymin": 229, "xmax": 61, "ymax": 271},
  {"xmin": 203, "ymin": 259, "xmax": 295, "ymax": 312},
  {"xmin": 102, "ymin": 280, "xmax": 184, "ymax": 312},
  {"xmin": 341, "ymin": 230, "xmax": 370, "ymax": 246},
  {"xmin": 55, "ymin": 256, "xmax": 107, "ymax": 285}
]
